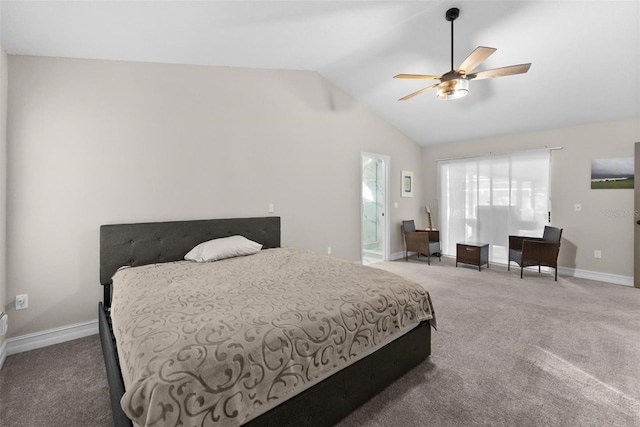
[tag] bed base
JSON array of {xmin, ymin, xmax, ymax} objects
[{"xmin": 99, "ymin": 302, "xmax": 133, "ymax": 427}]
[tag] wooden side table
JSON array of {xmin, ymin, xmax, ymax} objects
[{"xmin": 456, "ymin": 242, "xmax": 489, "ymax": 271}]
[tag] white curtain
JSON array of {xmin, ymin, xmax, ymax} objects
[{"xmin": 437, "ymin": 150, "xmax": 551, "ymax": 264}]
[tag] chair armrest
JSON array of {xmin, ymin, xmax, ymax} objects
[{"xmin": 509, "ymin": 235, "xmax": 542, "ymax": 249}]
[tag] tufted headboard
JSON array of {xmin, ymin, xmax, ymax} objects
[{"xmin": 99, "ymin": 217, "xmax": 281, "ymax": 303}]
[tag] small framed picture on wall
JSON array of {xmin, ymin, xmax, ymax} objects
[{"xmin": 401, "ymin": 170, "xmax": 414, "ymax": 197}]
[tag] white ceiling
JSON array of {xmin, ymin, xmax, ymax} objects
[{"xmin": 2, "ymin": 1, "xmax": 639, "ymax": 146}]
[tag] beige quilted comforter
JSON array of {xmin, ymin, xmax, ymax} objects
[{"xmin": 111, "ymin": 247, "xmax": 435, "ymax": 427}]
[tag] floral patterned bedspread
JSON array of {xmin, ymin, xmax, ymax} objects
[{"xmin": 111, "ymin": 247, "xmax": 435, "ymax": 427}]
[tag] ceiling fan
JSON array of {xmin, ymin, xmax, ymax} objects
[{"xmin": 394, "ymin": 7, "xmax": 531, "ymax": 101}]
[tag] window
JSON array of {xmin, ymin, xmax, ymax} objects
[{"xmin": 438, "ymin": 150, "xmax": 551, "ymax": 264}]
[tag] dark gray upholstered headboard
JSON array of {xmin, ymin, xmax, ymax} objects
[{"xmin": 100, "ymin": 217, "xmax": 281, "ymax": 288}]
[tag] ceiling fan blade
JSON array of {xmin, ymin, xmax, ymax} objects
[
  {"xmin": 467, "ymin": 63, "xmax": 531, "ymax": 80},
  {"xmin": 394, "ymin": 74, "xmax": 441, "ymax": 80},
  {"xmin": 456, "ymin": 46, "xmax": 496, "ymax": 74},
  {"xmin": 398, "ymin": 83, "xmax": 440, "ymax": 101}
]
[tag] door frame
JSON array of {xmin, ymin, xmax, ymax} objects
[
  {"xmin": 361, "ymin": 152, "xmax": 390, "ymax": 263},
  {"xmin": 635, "ymin": 143, "xmax": 639, "ymax": 288}
]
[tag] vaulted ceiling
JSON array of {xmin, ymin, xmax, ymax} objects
[{"xmin": 2, "ymin": 1, "xmax": 638, "ymax": 146}]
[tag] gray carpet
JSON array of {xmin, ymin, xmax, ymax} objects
[
  {"xmin": 0, "ymin": 332, "xmax": 112, "ymax": 427},
  {"xmin": 1, "ymin": 257, "xmax": 639, "ymax": 427}
]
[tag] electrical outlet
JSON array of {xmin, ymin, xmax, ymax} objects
[
  {"xmin": 594, "ymin": 250, "xmax": 602, "ymax": 259},
  {"xmin": 16, "ymin": 294, "xmax": 28, "ymax": 310},
  {"xmin": 574, "ymin": 203, "xmax": 582, "ymax": 212}
]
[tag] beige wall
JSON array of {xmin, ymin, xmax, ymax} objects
[
  {"xmin": 5, "ymin": 55, "xmax": 425, "ymax": 337},
  {"xmin": 0, "ymin": 45, "xmax": 7, "ymax": 349},
  {"xmin": 422, "ymin": 118, "xmax": 640, "ymax": 277}
]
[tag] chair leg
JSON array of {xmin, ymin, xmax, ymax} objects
[
  {"xmin": 520, "ymin": 267, "xmax": 523, "ymax": 279},
  {"xmin": 427, "ymin": 254, "xmax": 431, "ymax": 265},
  {"xmin": 555, "ymin": 268, "xmax": 558, "ymax": 281},
  {"xmin": 405, "ymin": 251, "xmax": 408, "ymax": 262},
  {"xmin": 507, "ymin": 260, "xmax": 511, "ymax": 271}
]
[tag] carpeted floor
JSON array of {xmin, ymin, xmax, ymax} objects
[
  {"xmin": 1, "ymin": 257, "xmax": 639, "ymax": 427},
  {"xmin": 0, "ymin": 332, "xmax": 112, "ymax": 427}
]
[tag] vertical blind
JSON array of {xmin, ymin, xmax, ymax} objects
[{"xmin": 437, "ymin": 150, "xmax": 551, "ymax": 264}]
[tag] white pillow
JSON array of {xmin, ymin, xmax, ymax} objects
[{"xmin": 184, "ymin": 235, "xmax": 263, "ymax": 262}]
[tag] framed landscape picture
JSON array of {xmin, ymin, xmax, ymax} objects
[
  {"xmin": 401, "ymin": 170, "xmax": 414, "ymax": 197},
  {"xmin": 591, "ymin": 157, "xmax": 634, "ymax": 189}
]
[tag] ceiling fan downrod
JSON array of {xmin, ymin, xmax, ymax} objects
[{"xmin": 445, "ymin": 8, "xmax": 460, "ymax": 72}]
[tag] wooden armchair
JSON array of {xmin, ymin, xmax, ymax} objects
[
  {"xmin": 508, "ymin": 226, "xmax": 563, "ymax": 280},
  {"xmin": 401, "ymin": 220, "xmax": 441, "ymax": 265}
]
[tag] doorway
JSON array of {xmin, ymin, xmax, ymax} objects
[
  {"xmin": 361, "ymin": 153, "xmax": 390, "ymax": 265},
  {"xmin": 635, "ymin": 143, "xmax": 639, "ymax": 288}
]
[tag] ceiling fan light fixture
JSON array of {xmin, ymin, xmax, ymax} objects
[{"xmin": 437, "ymin": 78, "xmax": 469, "ymax": 100}]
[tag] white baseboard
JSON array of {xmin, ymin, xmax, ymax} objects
[
  {"xmin": 0, "ymin": 339, "xmax": 7, "ymax": 371},
  {"xmin": 4, "ymin": 319, "xmax": 98, "ymax": 357},
  {"xmin": 557, "ymin": 266, "xmax": 633, "ymax": 287}
]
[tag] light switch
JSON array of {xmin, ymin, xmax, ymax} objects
[
  {"xmin": 574, "ymin": 203, "xmax": 581, "ymax": 212},
  {"xmin": 268, "ymin": 203, "xmax": 274, "ymax": 213}
]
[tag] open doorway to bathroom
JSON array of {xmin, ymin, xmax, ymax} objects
[{"xmin": 361, "ymin": 153, "xmax": 390, "ymax": 265}]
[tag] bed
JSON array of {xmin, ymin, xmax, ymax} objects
[{"xmin": 98, "ymin": 217, "xmax": 435, "ymax": 427}]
